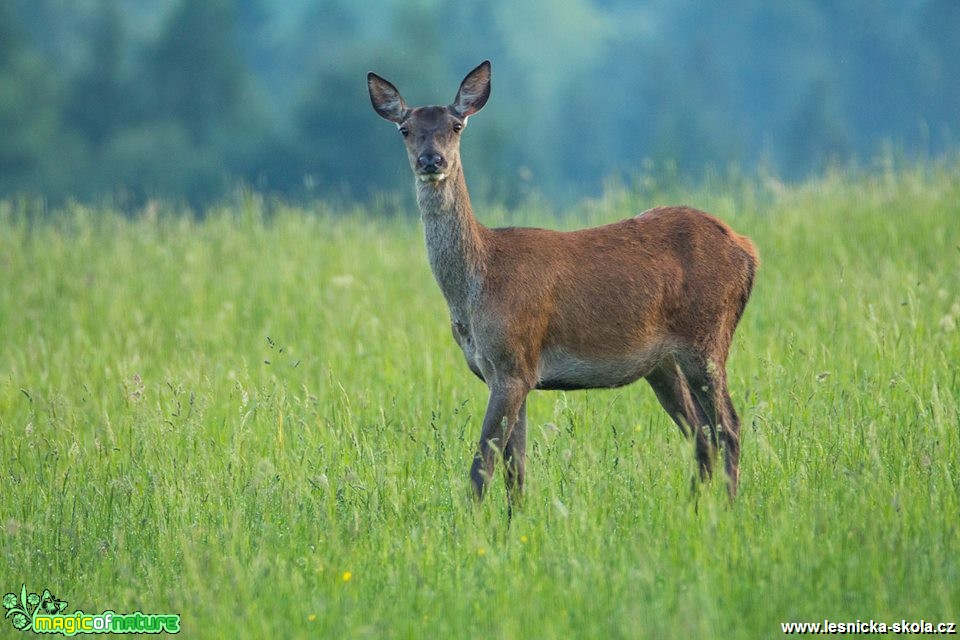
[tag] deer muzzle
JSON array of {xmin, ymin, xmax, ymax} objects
[{"xmin": 417, "ymin": 153, "xmax": 447, "ymax": 181}]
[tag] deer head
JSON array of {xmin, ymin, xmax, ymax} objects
[{"xmin": 368, "ymin": 61, "xmax": 491, "ymax": 185}]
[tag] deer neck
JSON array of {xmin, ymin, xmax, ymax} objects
[{"xmin": 416, "ymin": 167, "xmax": 488, "ymax": 318}]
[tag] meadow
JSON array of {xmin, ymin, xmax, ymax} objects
[{"xmin": 1, "ymin": 164, "xmax": 958, "ymax": 638}]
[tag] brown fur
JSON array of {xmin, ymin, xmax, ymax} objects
[{"xmin": 368, "ymin": 61, "xmax": 758, "ymax": 506}]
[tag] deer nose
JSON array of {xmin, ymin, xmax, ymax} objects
[{"xmin": 417, "ymin": 153, "xmax": 445, "ymax": 173}]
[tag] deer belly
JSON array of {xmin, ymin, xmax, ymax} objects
[{"xmin": 536, "ymin": 347, "xmax": 663, "ymax": 390}]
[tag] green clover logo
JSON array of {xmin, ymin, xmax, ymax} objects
[{"xmin": 3, "ymin": 585, "xmax": 68, "ymax": 632}]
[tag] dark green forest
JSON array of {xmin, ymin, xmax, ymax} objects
[{"xmin": 2, "ymin": 0, "xmax": 958, "ymax": 206}]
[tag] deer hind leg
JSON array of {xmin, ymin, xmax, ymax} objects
[
  {"xmin": 718, "ymin": 382, "xmax": 741, "ymax": 498},
  {"xmin": 646, "ymin": 357, "xmax": 715, "ymax": 481},
  {"xmin": 676, "ymin": 350, "xmax": 741, "ymax": 499}
]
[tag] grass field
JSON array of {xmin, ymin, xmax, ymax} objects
[{"xmin": 2, "ymin": 164, "xmax": 959, "ymax": 638}]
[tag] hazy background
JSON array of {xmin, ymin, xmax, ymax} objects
[{"xmin": 2, "ymin": 0, "xmax": 958, "ymax": 207}]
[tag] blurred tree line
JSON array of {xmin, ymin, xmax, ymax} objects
[{"xmin": 1, "ymin": 0, "xmax": 958, "ymax": 207}]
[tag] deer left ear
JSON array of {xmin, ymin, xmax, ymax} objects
[{"xmin": 452, "ymin": 60, "xmax": 491, "ymax": 118}]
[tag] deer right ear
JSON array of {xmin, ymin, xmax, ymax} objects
[
  {"xmin": 452, "ymin": 60, "xmax": 491, "ymax": 118},
  {"xmin": 368, "ymin": 72, "xmax": 408, "ymax": 123}
]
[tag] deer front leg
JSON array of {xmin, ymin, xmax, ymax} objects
[
  {"xmin": 470, "ymin": 380, "xmax": 529, "ymax": 501},
  {"xmin": 504, "ymin": 399, "xmax": 528, "ymax": 517}
]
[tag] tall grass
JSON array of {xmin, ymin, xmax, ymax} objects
[{"xmin": 1, "ymin": 166, "xmax": 958, "ymax": 638}]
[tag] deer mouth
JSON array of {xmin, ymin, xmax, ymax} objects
[{"xmin": 417, "ymin": 171, "xmax": 447, "ymax": 183}]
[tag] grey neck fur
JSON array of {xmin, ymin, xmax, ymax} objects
[{"xmin": 416, "ymin": 168, "xmax": 488, "ymax": 319}]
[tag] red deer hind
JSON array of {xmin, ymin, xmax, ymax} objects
[{"xmin": 367, "ymin": 60, "xmax": 758, "ymax": 506}]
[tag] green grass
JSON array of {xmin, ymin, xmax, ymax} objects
[{"xmin": 2, "ymin": 165, "xmax": 959, "ymax": 638}]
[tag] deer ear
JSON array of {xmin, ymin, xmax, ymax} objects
[
  {"xmin": 368, "ymin": 72, "xmax": 409, "ymax": 123},
  {"xmin": 452, "ymin": 60, "xmax": 491, "ymax": 118}
]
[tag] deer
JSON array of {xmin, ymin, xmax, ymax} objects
[{"xmin": 367, "ymin": 60, "xmax": 758, "ymax": 508}]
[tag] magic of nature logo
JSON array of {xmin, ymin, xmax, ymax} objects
[{"xmin": 3, "ymin": 585, "xmax": 180, "ymax": 635}]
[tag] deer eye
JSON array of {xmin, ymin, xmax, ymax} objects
[
  {"xmin": 452, "ymin": 123, "xmax": 463, "ymax": 133},
  {"xmin": 399, "ymin": 126, "xmax": 409, "ymax": 137}
]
